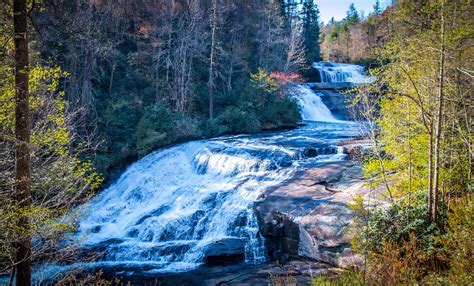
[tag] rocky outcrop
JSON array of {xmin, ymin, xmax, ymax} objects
[{"xmin": 254, "ymin": 139, "xmax": 384, "ymax": 269}]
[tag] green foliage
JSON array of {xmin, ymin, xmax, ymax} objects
[
  {"xmin": 216, "ymin": 106, "xmax": 261, "ymax": 134},
  {"xmin": 437, "ymin": 198, "xmax": 474, "ymax": 285},
  {"xmin": 301, "ymin": 0, "xmax": 321, "ymax": 64},
  {"xmin": 91, "ymin": 68, "xmax": 300, "ymax": 175},
  {"xmin": 373, "ymin": 0, "xmax": 382, "ymax": 15},
  {"xmin": 312, "ymin": 270, "xmax": 364, "ymax": 285},
  {"xmin": 364, "ymin": 204, "xmax": 440, "ymax": 255},
  {"xmin": 134, "ymin": 102, "xmax": 202, "ymax": 156},
  {"xmin": 345, "ymin": 3, "xmax": 360, "ymax": 25},
  {"xmin": 0, "ymin": 62, "xmax": 102, "ymax": 268}
]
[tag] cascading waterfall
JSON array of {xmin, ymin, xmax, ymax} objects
[
  {"xmin": 74, "ymin": 140, "xmax": 300, "ymax": 273},
  {"xmin": 35, "ymin": 83, "xmax": 359, "ymax": 281},
  {"xmin": 292, "ymin": 85, "xmax": 339, "ymax": 122},
  {"xmin": 313, "ymin": 61, "xmax": 372, "ymax": 84}
]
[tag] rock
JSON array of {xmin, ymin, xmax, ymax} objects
[
  {"xmin": 309, "ymin": 82, "xmax": 355, "ymax": 90},
  {"xmin": 304, "ymin": 144, "xmax": 338, "ymax": 158},
  {"xmin": 297, "ymin": 225, "xmax": 320, "ymax": 260},
  {"xmin": 337, "ymin": 139, "xmax": 373, "ymax": 160},
  {"xmin": 254, "ymin": 150, "xmax": 386, "ymax": 269},
  {"xmin": 203, "ymin": 238, "xmax": 246, "ymax": 265},
  {"xmin": 254, "ymin": 209, "xmax": 301, "ymax": 261}
]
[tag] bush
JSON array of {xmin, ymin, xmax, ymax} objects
[
  {"xmin": 344, "ymin": 196, "xmax": 473, "ymax": 285},
  {"xmin": 438, "ymin": 198, "xmax": 473, "ymax": 285},
  {"xmin": 216, "ymin": 106, "xmax": 261, "ymax": 134},
  {"xmin": 363, "ymin": 204, "xmax": 441, "ymax": 256},
  {"xmin": 135, "ymin": 102, "xmax": 177, "ymax": 156}
]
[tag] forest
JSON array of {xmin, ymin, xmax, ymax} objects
[{"xmin": 0, "ymin": 0, "xmax": 472, "ymax": 285}]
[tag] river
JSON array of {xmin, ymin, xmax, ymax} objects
[{"xmin": 34, "ymin": 62, "xmax": 371, "ymax": 284}]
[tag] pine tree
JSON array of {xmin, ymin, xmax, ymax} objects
[
  {"xmin": 301, "ymin": 0, "xmax": 321, "ymax": 64},
  {"xmin": 373, "ymin": 0, "xmax": 382, "ymax": 15},
  {"xmin": 345, "ymin": 3, "xmax": 360, "ymax": 24}
]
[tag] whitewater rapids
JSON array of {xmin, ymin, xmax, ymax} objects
[{"xmin": 32, "ymin": 62, "xmax": 371, "ymax": 281}]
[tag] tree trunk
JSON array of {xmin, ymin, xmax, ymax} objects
[
  {"xmin": 432, "ymin": 0, "xmax": 446, "ymax": 223},
  {"xmin": 428, "ymin": 127, "xmax": 433, "ymax": 218},
  {"xmin": 208, "ymin": 0, "xmax": 218, "ymax": 120},
  {"xmin": 13, "ymin": 0, "xmax": 32, "ymax": 285}
]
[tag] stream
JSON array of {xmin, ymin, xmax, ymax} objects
[{"xmin": 34, "ymin": 62, "xmax": 371, "ymax": 283}]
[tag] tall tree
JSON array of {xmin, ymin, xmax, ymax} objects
[
  {"xmin": 13, "ymin": 0, "xmax": 31, "ymax": 284},
  {"xmin": 346, "ymin": 3, "xmax": 360, "ymax": 24},
  {"xmin": 208, "ymin": 0, "xmax": 218, "ymax": 120},
  {"xmin": 301, "ymin": 0, "xmax": 321, "ymax": 64},
  {"xmin": 431, "ymin": 0, "xmax": 446, "ymax": 223},
  {"xmin": 373, "ymin": 0, "xmax": 382, "ymax": 14}
]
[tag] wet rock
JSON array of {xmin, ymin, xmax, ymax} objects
[
  {"xmin": 254, "ymin": 209, "xmax": 302, "ymax": 262},
  {"xmin": 337, "ymin": 139, "xmax": 372, "ymax": 160},
  {"xmin": 312, "ymin": 89, "xmax": 355, "ymax": 120},
  {"xmin": 203, "ymin": 238, "xmax": 246, "ymax": 265},
  {"xmin": 304, "ymin": 144, "xmax": 338, "ymax": 158},
  {"xmin": 254, "ymin": 153, "xmax": 385, "ymax": 269},
  {"xmin": 309, "ymin": 82, "xmax": 354, "ymax": 90}
]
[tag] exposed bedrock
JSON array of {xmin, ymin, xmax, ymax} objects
[{"xmin": 254, "ymin": 139, "xmax": 384, "ymax": 268}]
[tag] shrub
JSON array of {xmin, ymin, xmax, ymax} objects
[
  {"xmin": 135, "ymin": 102, "xmax": 177, "ymax": 156},
  {"xmin": 216, "ymin": 106, "xmax": 261, "ymax": 134}
]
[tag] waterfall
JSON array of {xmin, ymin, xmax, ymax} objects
[
  {"xmin": 292, "ymin": 85, "xmax": 339, "ymax": 123},
  {"xmin": 313, "ymin": 62, "xmax": 372, "ymax": 84},
  {"xmin": 37, "ymin": 85, "xmax": 355, "ymax": 280}
]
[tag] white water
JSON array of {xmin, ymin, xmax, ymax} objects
[
  {"xmin": 292, "ymin": 85, "xmax": 339, "ymax": 122},
  {"xmin": 33, "ymin": 82, "xmax": 364, "ymax": 281},
  {"xmin": 313, "ymin": 61, "xmax": 372, "ymax": 84},
  {"xmin": 75, "ymin": 140, "xmax": 299, "ymax": 272}
]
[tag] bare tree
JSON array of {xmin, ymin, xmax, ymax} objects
[{"xmin": 208, "ymin": 0, "xmax": 218, "ymax": 120}]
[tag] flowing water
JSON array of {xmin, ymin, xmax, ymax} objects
[
  {"xmin": 32, "ymin": 62, "xmax": 371, "ymax": 281},
  {"xmin": 313, "ymin": 61, "xmax": 372, "ymax": 84}
]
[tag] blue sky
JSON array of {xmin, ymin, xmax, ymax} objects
[{"xmin": 317, "ymin": 0, "xmax": 391, "ymax": 24}]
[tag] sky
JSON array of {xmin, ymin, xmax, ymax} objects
[{"xmin": 317, "ymin": 0, "xmax": 391, "ymax": 24}]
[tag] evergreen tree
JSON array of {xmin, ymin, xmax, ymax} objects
[
  {"xmin": 301, "ymin": 0, "xmax": 321, "ymax": 64},
  {"xmin": 345, "ymin": 3, "xmax": 360, "ymax": 24},
  {"xmin": 279, "ymin": 0, "xmax": 299, "ymax": 28},
  {"xmin": 373, "ymin": 0, "xmax": 382, "ymax": 15}
]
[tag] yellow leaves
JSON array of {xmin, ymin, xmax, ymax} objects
[
  {"xmin": 73, "ymin": 159, "xmax": 104, "ymax": 191},
  {"xmin": 250, "ymin": 68, "xmax": 279, "ymax": 94}
]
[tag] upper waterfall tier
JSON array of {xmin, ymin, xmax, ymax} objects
[{"xmin": 313, "ymin": 62, "xmax": 372, "ymax": 84}]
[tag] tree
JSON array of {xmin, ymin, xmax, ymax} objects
[
  {"xmin": 355, "ymin": 0, "xmax": 472, "ymax": 223},
  {"xmin": 346, "ymin": 3, "xmax": 360, "ymax": 24},
  {"xmin": 2, "ymin": 2, "xmax": 103, "ymax": 281},
  {"xmin": 431, "ymin": 0, "xmax": 446, "ymax": 223},
  {"xmin": 373, "ymin": 0, "xmax": 382, "ymax": 15},
  {"xmin": 12, "ymin": 0, "xmax": 31, "ymax": 284},
  {"xmin": 208, "ymin": 0, "xmax": 218, "ymax": 120},
  {"xmin": 301, "ymin": 0, "xmax": 321, "ymax": 64}
]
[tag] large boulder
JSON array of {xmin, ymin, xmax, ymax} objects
[{"xmin": 254, "ymin": 210, "xmax": 300, "ymax": 263}]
